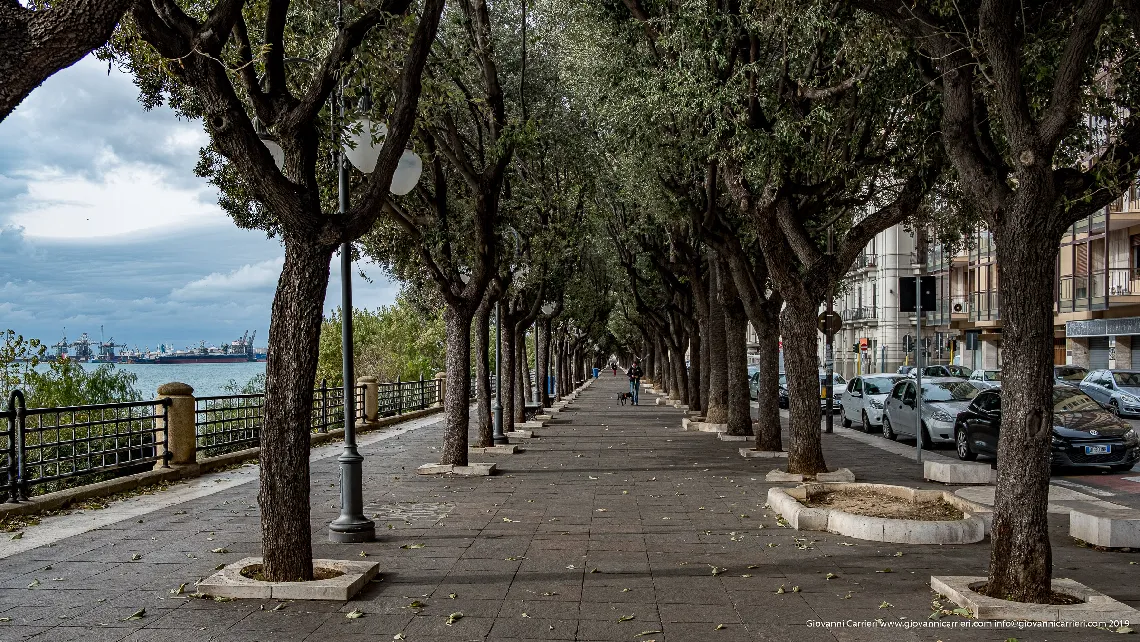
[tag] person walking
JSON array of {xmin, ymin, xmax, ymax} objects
[
  {"xmin": 627, "ymin": 360, "xmax": 643, "ymax": 406},
  {"xmin": 611, "ymin": 362, "xmax": 617, "ymax": 377}
]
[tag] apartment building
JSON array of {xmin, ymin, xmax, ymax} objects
[
  {"xmin": 826, "ymin": 225, "xmax": 943, "ymax": 378},
  {"xmin": 923, "ymin": 185, "xmax": 1140, "ymax": 371}
]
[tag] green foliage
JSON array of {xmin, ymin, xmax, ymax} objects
[
  {"xmin": 1, "ymin": 330, "xmax": 141, "ymax": 408},
  {"xmin": 223, "ymin": 373, "xmax": 267, "ymax": 395},
  {"xmin": 0, "ymin": 330, "xmax": 46, "ymax": 398},
  {"xmin": 318, "ymin": 294, "xmax": 447, "ymax": 387},
  {"xmin": 22, "ymin": 359, "xmax": 142, "ymax": 409}
]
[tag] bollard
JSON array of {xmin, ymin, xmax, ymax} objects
[
  {"xmin": 357, "ymin": 376, "xmax": 379, "ymax": 427},
  {"xmin": 157, "ymin": 382, "xmax": 196, "ymax": 467},
  {"xmin": 435, "ymin": 372, "xmax": 447, "ymax": 408}
]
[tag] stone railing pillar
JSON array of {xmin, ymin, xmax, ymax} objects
[
  {"xmin": 357, "ymin": 376, "xmax": 379, "ymax": 427},
  {"xmin": 434, "ymin": 371, "xmax": 446, "ymax": 407},
  {"xmin": 157, "ymin": 382, "xmax": 196, "ymax": 467}
]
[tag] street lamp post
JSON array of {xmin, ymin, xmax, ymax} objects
[
  {"xmin": 252, "ymin": 8, "xmax": 422, "ymax": 542},
  {"xmin": 540, "ymin": 303, "xmax": 555, "ymax": 408},
  {"xmin": 492, "ymin": 300, "xmax": 507, "ymax": 445}
]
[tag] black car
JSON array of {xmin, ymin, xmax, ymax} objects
[
  {"xmin": 954, "ymin": 385, "xmax": 1140, "ymax": 471},
  {"xmin": 1054, "ymin": 365, "xmax": 1089, "ymax": 386}
]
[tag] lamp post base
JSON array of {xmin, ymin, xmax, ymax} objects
[
  {"xmin": 328, "ymin": 450, "xmax": 375, "ymax": 543},
  {"xmin": 329, "ymin": 520, "xmax": 377, "ymax": 543}
]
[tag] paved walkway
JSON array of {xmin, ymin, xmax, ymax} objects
[{"xmin": 0, "ymin": 377, "xmax": 1135, "ymax": 640}]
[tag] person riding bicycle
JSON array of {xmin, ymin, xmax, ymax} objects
[{"xmin": 627, "ymin": 361, "xmax": 643, "ymax": 406}]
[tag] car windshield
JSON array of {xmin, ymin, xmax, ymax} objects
[
  {"xmin": 862, "ymin": 376, "xmax": 901, "ymax": 395},
  {"xmin": 983, "ymin": 371, "xmax": 1001, "ymax": 381},
  {"xmin": 921, "ymin": 381, "xmax": 979, "ymax": 402},
  {"xmin": 1053, "ymin": 386, "xmax": 1102, "ymax": 413},
  {"xmin": 818, "ymin": 374, "xmax": 846, "ymax": 385},
  {"xmin": 778, "ymin": 373, "xmax": 787, "ymax": 386},
  {"xmin": 1113, "ymin": 372, "xmax": 1140, "ymax": 387},
  {"xmin": 1055, "ymin": 366, "xmax": 1088, "ymax": 382},
  {"xmin": 946, "ymin": 365, "xmax": 974, "ymax": 377}
]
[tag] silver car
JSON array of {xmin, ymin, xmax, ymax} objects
[
  {"xmin": 1079, "ymin": 370, "xmax": 1140, "ymax": 418},
  {"xmin": 841, "ymin": 374, "xmax": 906, "ymax": 430},
  {"xmin": 882, "ymin": 377, "xmax": 980, "ymax": 446},
  {"xmin": 967, "ymin": 369, "xmax": 1001, "ymax": 389}
]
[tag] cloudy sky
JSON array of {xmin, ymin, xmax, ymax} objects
[{"xmin": 0, "ymin": 56, "xmax": 400, "ymax": 353}]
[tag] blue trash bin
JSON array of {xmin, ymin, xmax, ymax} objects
[{"xmin": 592, "ymin": 367, "xmax": 600, "ymax": 379}]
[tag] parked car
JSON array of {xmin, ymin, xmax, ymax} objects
[
  {"xmin": 773, "ymin": 371, "xmax": 846, "ymax": 412},
  {"xmin": 1054, "ymin": 365, "xmax": 1089, "ymax": 386},
  {"xmin": 955, "ymin": 385, "xmax": 1140, "ymax": 471},
  {"xmin": 1079, "ymin": 370, "xmax": 1140, "ymax": 417},
  {"xmin": 967, "ymin": 369, "xmax": 1002, "ymax": 389},
  {"xmin": 910, "ymin": 364, "xmax": 974, "ymax": 379},
  {"xmin": 896, "ymin": 365, "xmax": 916, "ymax": 376},
  {"xmin": 841, "ymin": 374, "xmax": 906, "ymax": 431},
  {"xmin": 882, "ymin": 377, "xmax": 979, "ymax": 446}
]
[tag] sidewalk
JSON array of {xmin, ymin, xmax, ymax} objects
[{"xmin": 0, "ymin": 377, "xmax": 1132, "ymax": 640}]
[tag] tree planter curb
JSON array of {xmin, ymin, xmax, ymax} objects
[
  {"xmin": 506, "ymin": 430, "xmax": 533, "ymax": 439},
  {"xmin": 469, "ymin": 445, "xmax": 521, "ymax": 455},
  {"xmin": 765, "ymin": 468, "xmax": 855, "ymax": 483},
  {"xmin": 739, "ymin": 448, "xmax": 788, "ymax": 458},
  {"xmin": 923, "ymin": 459, "xmax": 995, "ymax": 485},
  {"xmin": 696, "ymin": 423, "xmax": 728, "ymax": 433},
  {"xmin": 766, "ymin": 484, "xmax": 986, "ymax": 544},
  {"xmin": 1069, "ymin": 506, "xmax": 1140, "ymax": 548},
  {"xmin": 717, "ymin": 433, "xmax": 751, "ymax": 442},
  {"xmin": 930, "ymin": 575, "xmax": 1140, "ymax": 622},
  {"xmin": 415, "ymin": 463, "xmax": 497, "ymax": 476},
  {"xmin": 197, "ymin": 557, "xmax": 379, "ymax": 600}
]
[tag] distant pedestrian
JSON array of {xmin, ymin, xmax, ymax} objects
[
  {"xmin": 628, "ymin": 360, "xmax": 643, "ymax": 405},
  {"xmin": 611, "ymin": 362, "xmax": 617, "ymax": 376}
]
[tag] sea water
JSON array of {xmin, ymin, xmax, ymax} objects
[{"xmin": 56, "ymin": 362, "xmax": 268, "ymax": 397}]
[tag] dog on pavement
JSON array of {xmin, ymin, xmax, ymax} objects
[{"xmin": 618, "ymin": 392, "xmax": 633, "ymax": 405}]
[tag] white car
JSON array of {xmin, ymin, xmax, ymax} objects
[
  {"xmin": 842, "ymin": 374, "xmax": 906, "ymax": 431},
  {"xmin": 968, "ymin": 369, "xmax": 1001, "ymax": 389}
]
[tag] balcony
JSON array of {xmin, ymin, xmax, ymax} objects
[
  {"xmin": 1059, "ymin": 268, "xmax": 1140, "ymax": 314},
  {"xmin": 851, "ymin": 254, "xmax": 877, "ymax": 271},
  {"xmin": 841, "ymin": 306, "xmax": 878, "ymax": 323},
  {"xmin": 970, "ymin": 291, "xmax": 1000, "ymax": 323}
]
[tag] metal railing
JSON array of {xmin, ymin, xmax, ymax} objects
[
  {"xmin": 194, "ymin": 380, "xmax": 363, "ymax": 457},
  {"xmin": 841, "ymin": 306, "xmax": 878, "ymax": 322},
  {"xmin": 2, "ymin": 391, "xmax": 170, "ymax": 501},
  {"xmin": 377, "ymin": 378, "xmax": 441, "ymax": 417}
]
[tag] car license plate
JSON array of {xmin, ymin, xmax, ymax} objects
[{"xmin": 1085, "ymin": 445, "xmax": 1111, "ymax": 455}]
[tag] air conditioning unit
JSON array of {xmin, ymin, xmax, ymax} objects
[{"xmin": 952, "ymin": 302, "xmax": 964, "ymax": 313}]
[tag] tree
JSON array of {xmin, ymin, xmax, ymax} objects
[
  {"xmin": 854, "ymin": 0, "xmax": 1140, "ymax": 602},
  {"xmin": 0, "ymin": 0, "xmax": 135, "ymax": 120},
  {"xmin": 110, "ymin": 0, "xmax": 445, "ymax": 581}
]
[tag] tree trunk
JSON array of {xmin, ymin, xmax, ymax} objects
[
  {"xmin": 522, "ymin": 327, "xmax": 534, "ymax": 404},
  {"xmin": 473, "ymin": 295, "xmax": 493, "ymax": 448},
  {"xmin": 983, "ymin": 206, "xmax": 1060, "ymax": 603},
  {"xmin": 688, "ymin": 330, "xmax": 702, "ymax": 413},
  {"xmin": 259, "ymin": 240, "xmax": 333, "ymax": 582},
  {"xmin": 722, "ymin": 280, "xmax": 753, "ymax": 437},
  {"xmin": 513, "ymin": 327, "xmax": 526, "ymax": 423},
  {"xmin": 781, "ymin": 296, "xmax": 828, "ymax": 475},
  {"xmin": 440, "ymin": 305, "xmax": 473, "ymax": 465},
  {"xmin": 754, "ymin": 329, "xmax": 782, "ymax": 452},
  {"xmin": 705, "ymin": 259, "xmax": 729, "ymax": 423},
  {"xmin": 536, "ymin": 320, "xmax": 549, "ymax": 408},
  {"xmin": 699, "ymin": 315, "xmax": 711, "ymax": 414},
  {"xmin": 502, "ymin": 323, "xmax": 516, "ymax": 433}
]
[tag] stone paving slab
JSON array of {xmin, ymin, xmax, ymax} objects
[{"xmin": 0, "ymin": 379, "xmax": 1133, "ymax": 640}]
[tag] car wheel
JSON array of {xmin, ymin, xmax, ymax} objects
[
  {"xmin": 861, "ymin": 410, "xmax": 874, "ymax": 432},
  {"xmin": 1110, "ymin": 463, "xmax": 1135, "ymax": 473},
  {"xmin": 842, "ymin": 412, "xmax": 852, "ymax": 428},
  {"xmin": 883, "ymin": 416, "xmax": 897, "ymax": 441},
  {"xmin": 956, "ymin": 425, "xmax": 977, "ymax": 461},
  {"xmin": 920, "ymin": 424, "xmax": 934, "ymax": 450}
]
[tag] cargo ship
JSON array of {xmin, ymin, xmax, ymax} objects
[
  {"xmin": 119, "ymin": 331, "xmax": 260, "ymax": 364},
  {"xmin": 64, "ymin": 330, "xmax": 266, "ymax": 364}
]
